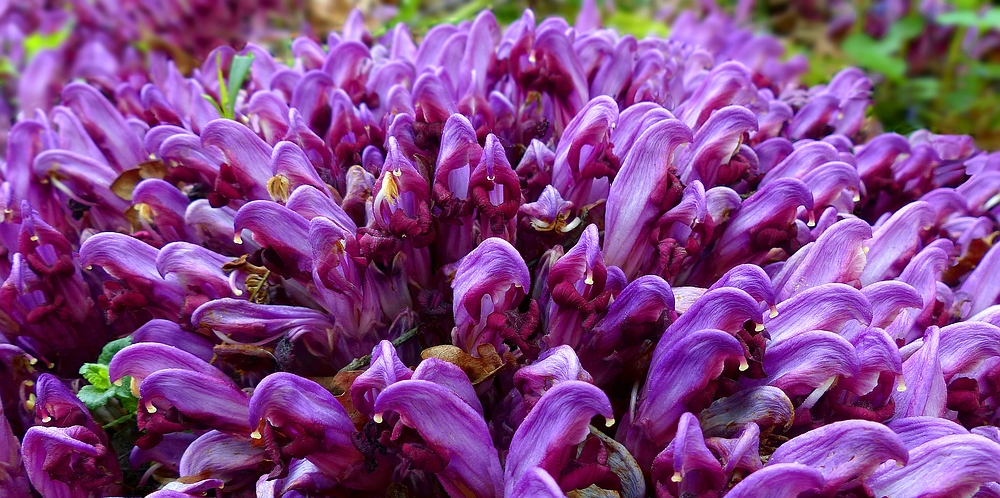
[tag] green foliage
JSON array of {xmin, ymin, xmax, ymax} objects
[
  {"xmin": 202, "ymin": 52, "xmax": 256, "ymax": 120},
  {"xmin": 76, "ymin": 337, "xmax": 138, "ymax": 413},
  {"xmin": 24, "ymin": 23, "xmax": 74, "ymax": 59}
]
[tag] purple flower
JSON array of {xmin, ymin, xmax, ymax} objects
[
  {"xmin": 374, "ymin": 379, "xmax": 504, "ymax": 498},
  {"xmin": 451, "ymin": 237, "xmax": 530, "ymax": 354}
]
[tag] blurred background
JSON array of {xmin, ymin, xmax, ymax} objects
[{"xmin": 2, "ymin": 0, "xmax": 999, "ymax": 147}]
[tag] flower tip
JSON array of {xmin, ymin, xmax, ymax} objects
[
  {"xmin": 234, "ymin": 233, "xmax": 243, "ymax": 244},
  {"xmin": 738, "ymin": 357, "xmax": 749, "ymax": 372},
  {"xmin": 112, "ymin": 379, "xmax": 122, "ymax": 386},
  {"xmin": 374, "ymin": 412, "xmax": 384, "ymax": 423},
  {"xmin": 41, "ymin": 415, "xmax": 51, "ymax": 423},
  {"xmin": 24, "ymin": 393, "xmax": 35, "ymax": 411},
  {"xmin": 896, "ymin": 376, "xmax": 907, "ymax": 392},
  {"xmin": 605, "ymin": 417, "xmax": 615, "ymax": 428},
  {"xmin": 671, "ymin": 471, "xmax": 683, "ymax": 483},
  {"xmin": 250, "ymin": 430, "xmax": 262, "ymax": 439},
  {"xmin": 145, "ymin": 401, "xmax": 157, "ymax": 413},
  {"xmin": 769, "ymin": 306, "xmax": 779, "ymax": 318},
  {"xmin": 755, "ymin": 322, "xmax": 765, "ymax": 332}
]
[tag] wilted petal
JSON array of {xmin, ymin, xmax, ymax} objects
[
  {"xmin": 699, "ymin": 386, "xmax": 794, "ymax": 437},
  {"xmin": 704, "ymin": 422, "xmax": 763, "ymax": 476},
  {"xmin": 726, "ymin": 463, "xmax": 824, "ymax": 497},
  {"xmin": 375, "ymin": 379, "xmax": 504, "ymax": 498},
  {"xmin": 768, "ymin": 420, "xmax": 908, "ymax": 491},
  {"xmin": 868, "ymin": 434, "xmax": 1000, "ymax": 498},
  {"xmin": 505, "ymin": 380, "xmax": 614, "ymax": 496}
]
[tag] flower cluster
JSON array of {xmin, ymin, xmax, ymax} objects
[{"xmin": 3, "ymin": 2, "xmax": 1000, "ymax": 497}]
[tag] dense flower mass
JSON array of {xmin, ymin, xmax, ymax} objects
[{"xmin": 4, "ymin": 0, "xmax": 1000, "ymax": 496}]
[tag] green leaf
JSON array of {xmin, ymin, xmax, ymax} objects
[
  {"xmin": 77, "ymin": 385, "xmax": 115, "ymax": 410},
  {"xmin": 605, "ymin": 11, "xmax": 670, "ymax": 37},
  {"xmin": 225, "ymin": 53, "xmax": 255, "ymax": 119},
  {"xmin": 80, "ymin": 363, "xmax": 111, "ymax": 390},
  {"xmin": 842, "ymin": 34, "xmax": 907, "ymax": 80},
  {"xmin": 24, "ymin": 23, "xmax": 74, "ymax": 59},
  {"xmin": 98, "ymin": 336, "xmax": 133, "ymax": 365},
  {"xmin": 936, "ymin": 8, "xmax": 1000, "ymax": 29}
]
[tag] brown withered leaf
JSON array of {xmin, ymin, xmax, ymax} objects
[
  {"xmin": 942, "ymin": 232, "xmax": 998, "ymax": 286},
  {"xmin": 110, "ymin": 159, "xmax": 168, "ymax": 201},
  {"xmin": 420, "ymin": 344, "xmax": 509, "ymax": 385},
  {"xmin": 311, "ymin": 370, "xmax": 368, "ymax": 429}
]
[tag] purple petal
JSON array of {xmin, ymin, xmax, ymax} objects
[
  {"xmin": 375, "ymin": 379, "xmax": 504, "ymax": 498},
  {"xmin": 412, "ymin": 357, "xmax": 484, "ymax": 416},
  {"xmin": 765, "ymin": 283, "xmax": 872, "ymax": 343},
  {"xmin": 725, "ymin": 463, "xmax": 825, "ymax": 497},
  {"xmin": 868, "ymin": 434, "xmax": 1000, "ymax": 498},
  {"xmin": 140, "ymin": 368, "xmax": 250, "ymax": 434},
  {"xmin": 514, "ymin": 346, "xmax": 594, "ymax": 413},
  {"xmin": 623, "ymin": 329, "xmax": 744, "ymax": 468},
  {"xmin": 201, "ymin": 119, "xmax": 274, "ymax": 200},
  {"xmin": 860, "ymin": 201, "xmax": 936, "ymax": 285},
  {"xmin": 771, "ymin": 218, "xmax": 872, "ymax": 300},
  {"xmin": 768, "ymin": 420, "xmax": 908, "ymax": 491},
  {"xmin": 351, "ymin": 340, "xmax": 414, "ymax": 418},
  {"xmin": 451, "ymin": 237, "xmax": 530, "ymax": 353},
  {"xmin": 888, "ymin": 416, "xmax": 968, "ymax": 450},
  {"xmin": 650, "ymin": 412, "xmax": 725, "ymax": 495},
  {"xmin": 505, "ymin": 380, "xmax": 613, "ymax": 496},
  {"xmin": 178, "ymin": 430, "xmax": 266, "ymax": 485},
  {"xmin": 893, "ymin": 326, "xmax": 947, "ymax": 419},
  {"xmin": 604, "ymin": 118, "xmax": 693, "ymax": 279},
  {"xmin": 249, "ymin": 373, "xmax": 364, "ymax": 479}
]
